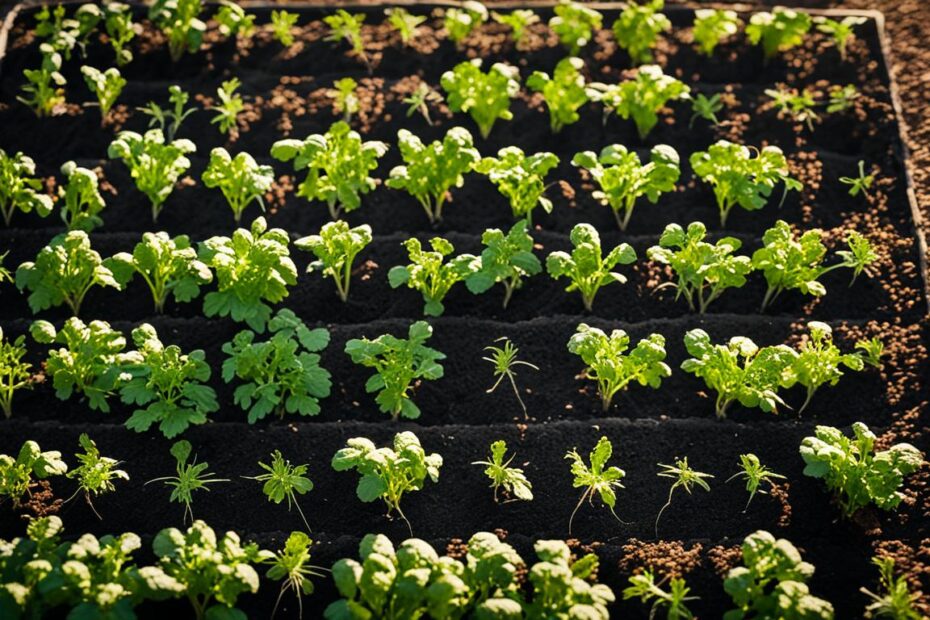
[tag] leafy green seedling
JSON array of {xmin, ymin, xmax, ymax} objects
[
  {"xmin": 34, "ymin": 3, "xmax": 101, "ymax": 59},
  {"xmin": 816, "ymin": 15, "xmax": 866, "ymax": 61},
  {"xmin": 0, "ymin": 252, "xmax": 11, "ymax": 284},
  {"xmin": 80, "ymin": 66, "xmax": 125, "ymax": 123},
  {"xmin": 856, "ymin": 337, "xmax": 885, "ymax": 368},
  {"xmin": 0, "ymin": 329, "xmax": 34, "ymax": 419},
  {"xmin": 549, "ymin": 0, "xmax": 602, "ymax": 54},
  {"xmin": 264, "ymin": 531, "xmax": 326, "ymax": 619},
  {"xmin": 0, "ymin": 149, "xmax": 53, "ymax": 226},
  {"xmin": 324, "ymin": 10, "xmax": 367, "ymax": 65},
  {"xmin": 57, "ymin": 160, "xmax": 106, "ymax": 232},
  {"xmin": 271, "ymin": 10, "xmax": 299, "ymax": 47},
  {"xmin": 784, "ymin": 321, "xmax": 867, "ymax": 414},
  {"xmin": 202, "ymin": 147, "xmax": 273, "ymax": 224},
  {"xmin": 693, "ymin": 9, "xmax": 741, "ymax": 56},
  {"xmin": 840, "ymin": 160, "xmax": 874, "ymax": 198},
  {"xmin": 655, "ymin": 458, "xmax": 713, "ymax": 537},
  {"xmin": 726, "ymin": 453, "xmax": 785, "ymax": 511},
  {"xmin": 587, "ymin": 65, "xmax": 690, "ymax": 139},
  {"xmin": 18, "ymin": 44, "xmax": 66, "ymax": 117},
  {"xmin": 623, "ymin": 569, "xmax": 698, "ymax": 620},
  {"xmin": 746, "ymin": 8, "xmax": 812, "ymax": 62},
  {"xmin": 331, "ymin": 77, "xmax": 359, "ymax": 123},
  {"xmin": 473, "ymin": 439, "xmax": 533, "ymax": 502},
  {"xmin": 483, "ymin": 337, "xmax": 539, "ymax": 418},
  {"xmin": 0, "ymin": 441, "xmax": 67, "ymax": 507},
  {"xmin": 402, "ymin": 82, "xmax": 443, "ymax": 126},
  {"xmin": 148, "ymin": 0, "xmax": 205, "ymax": 61},
  {"xmin": 565, "ymin": 436, "xmax": 626, "ymax": 534},
  {"xmin": 861, "ymin": 556, "xmax": 923, "ymax": 620},
  {"xmin": 104, "ymin": 2, "xmax": 137, "ymax": 66},
  {"xmin": 493, "ymin": 9, "xmax": 539, "ymax": 49},
  {"xmin": 215, "ymin": 1, "xmax": 255, "ymax": 38},
  {"xmin": 388, "ymin": 236, "xmax": 479, "ymax": 317},
  {"xmin": 466, "ymin": 221, "xmax": 542, "ymax": 308},
  {"xmin": 147, "ymin": 440, "xmax": 228, "ymax": 523},
  {"xmin": 473, "ymin": 147, "xmax": 559, "ymax": 224},
  {"xmin": 766, "ymin": 86, "xmax": 819, "ymax": 130},
  {"xmin": 65, "ymin": 433, "xmax": 128, "ymax": 518},
  {"xmin": 527, "ymin": 56, "xmax": 589, "ymax": 133},
  {"xmin": 386, "ymin": 7, "xmax": 426, "ymax": 45},
  {"xmin": 441, "ymin": 59, "xmax": 520, "ymax": 139},
  {"xmin": 690, "ymin": 92, "xmax": 724, "ymax": 128},
  {"xmin": 444, "ymin": 1, "xmax": 488, "ymax": 47},
  {"xmin": 209, "ymin": 78, "xmax": 245, "ymax": 138},
  {"xmin": 245, "ymin": 450, "xmax": 313, "ymax": 531},
  {"xmin": 827, "ymin": 83, "xmax": 859, "ymax": 113},
  {"xmin": 296, "ymin": 220, "xmax": 372, "ymax": 302},
  {"xmin": 612, "ymin": 0, "xmax": 670, "ymax": 65},
  {"xmin": 138, "ymin": 84, "xmax": 196, "ymax": 142}
]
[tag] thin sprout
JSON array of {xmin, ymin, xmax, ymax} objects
[{"xmin": 483, "ymin": 337, "xmax": 539, "ymax": 418}]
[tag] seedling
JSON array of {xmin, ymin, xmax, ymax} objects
[
  {"xmin": 785, "ymin": 321, "xmax": 869, "ymax": 414},
  {"xmin": 623, "ymin": 569, "xmax": 698, "ymax": 620},
  {"xmin": 467, "ymin": 221, "xmax": 542, "ymax": 309},
  {"xmin": 331, "ymin": 431, "xmax": 442, "ymax": 534},
  {"xmin": 107, "ymin": 128, "xmax": 196, "ymax": 222},
  {"xmin": 689, "ymin": 92, "xmax": 724, "ymax": 128},
  {"xmin": 655, "ymin": 458, "xmax": 713, "ymax": 537},
  {"xmin": 766, "ymin": 86, "xmax": 819, "ymax": 130},
  {"xmin": 80, "ymin": 66, "xmax": 125, "ymax": 123},
  {"xmin": 104, "ymin": 2, "xmax": 136, "ymax": 66},
  {"xmin": 493, "ymin": 9, "xmax": 539, "ymax": 49},
  {"xmin": 344, "ymin": 321, "xmax": 445, "ymax": 420},
  {"xmin": 0, "ymin": 441, "xmax": 67, "ymax": 506},
  {"xmin": 330, "ymin": 77, "xmax": 359, "ymax": 123},
  {"xmin": 800, "ymin": 422, "xmax": 924, "ymax": 517},
  {"xmin": 107, "ymin": 231, "xmax": 212, "ymax": 313},
  {"xmin": 690, "ymin": 140, "xmax": 802, "ymax": 227},
  {"xmin": 386, "ymin": 7, "xmax": 426, "ymax": 45},
  {"xmin": 57, "ymin": 160, "xmax": 106, "ymax": 232},
  {"xmin": 568, "ymin": 323, "xmax": 671, "ymax": 412},
  {"xmin": 388, "ymin": 236, "xmax": 479, "ymax": 316},
  {"xmin": 565, "ymin": 436, "xmax": 626, "ymax": 535},
  {"xmin": 35, "ymin": 4, "xmax": 99, "ymax": 59},
  {"xmin": 441, "ymin": 59, "xmax": 520, "ymax": 139},
  {"xmin": 16, "ymin": 231, "xmax": 121, "ymax": 315},
  {"xmin": 148, "ymin": 0, "xmax": 204, "ymax": 61},
  {"xmin": 692, "ymin": 9, "xmax": 741, "ymax": 56},
  {"xmin": 444, "ymin": 1, "xmax": 488, "ymax": 47},
  {"xmin": 612, "ymin": 0, "xmax": 670, "ymax": 65},
  {"xmin": 546, "ymin": 222, "xmax": 637, "ymax": 311},
  {"xmin": 137, "ymin": 85, "xmax": 196, "ymax": 141},
  {"xmin": 0, "ymin": 328, "xmax": 34, "ymax": 419},
  {"xmin": 402, "ymin": 82, "xmax": 443, "ymax": 126},
  {"xmin": 0, "ymin": 253, "xmax": 11, "ymax": 284},
  {"xmin": 527, "ymin": 56, "xmax": 589, "ymax": 133},
  {"xmin": 827, "ymin": 83, "xmax": 859, "ymax": 113},
  {"xmin": 202, "ymin": 147, "xmax": 274, "ymax": 223},
  {"xmin": 215, "ymin": 1, "xmax": 255, "ymax": 39},
  {"xmin": 482, "ymin": 337, "xmax": 539, "ymax": 418},
  {"xmin": 856, "ymin": 337, "xmax": 884, "ymax": 368},
  {"xmin": 120, "ymin": 323, "xmax": 219, "ymax": 438},
  {"xmin": 572, "ymin": 143, "xmax": 680, "ymax": 231},
  {"xmin": 199, "ymin": 216, "xmax": 297, "ymax": 332},
  {"xmin": 473, "ymin": 147, "xmax": 559, "ymax": 224},
  {"xmin": 0, "ymin": 149, "xmax": 53, "ymax": 226},
  {"xmin": 387, "ymin": 127, "xmax": 481, "ymax": 223},
  {"xmin": 549, "ymin": 0, "xmax": 602, "ymax": 54},
  {"xmin": 18, "ymin": 44, "xmax": 66, "ymax": 117},
  {"xmin": 296, "ymin": 220, "xmax": 372, "ymax": 302},
  {"xmin": 746, "ymin": 8, "xmax": 812, "ymax": 62},
  {"xmin": 209, "ymin": 78, "xmax": 245, "ymax": 138},
  {"xmin": 323, "ymin": 10, "xmax": 367, "ymax": 65},
  {"xmin": 271, "ymin": 10, "xmax": 299, "ymax": 47},
  {"xmin": 264, "ymin": 532, "xmax": 327, "ymax": 620},
  {"xmin": 472, "ymin": 439, "xmax": 533, "ymax": 502},
  {"xmin": 245, "ymin": 450, "xmax": 313, "ymax": 531},
  {"xmin": 726, "ymin": 453, "xmax": 785, "ymax": 511},
  {"xmin": 271, "ymin": 121, "xmax": 388, "ymax": 220},
  {"xmin": 861, "ymin": 556, "xmax": 923, "ymax": 620},
  {"xmin": 65, "ymin": 433, "xmax": 128, "ymax": 518},
  {"xmin": 816, "ymin": 15, "xmax": 866, "ymax": 61},
  {"xmin": 588, "ymin": 65, "xmax": 690, "ymax": 139},
  {"xmin": 146, "ymin": 441, "xmax": 228, "ymax": 523}
]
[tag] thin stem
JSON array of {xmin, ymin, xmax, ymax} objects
[
  {"xmin": 568, "ymin": 488, "xmax": 590, "ymax": 536},
  {"xmin": 798, "ymin": 385, "xmax": 816, "ymax": 415},
  {"xmin": 506, "ymin": 372, "xmax": 528, "ymax": 419},
  {"xmin": 394, "ymin": 501, "xmax": 413, "ymax": 536},
  {"xmin": 293, "ymin": 499, "xmax": 312, "ymax": 532},
  {"xmin": 655, "ymin": 486, "xmax": 675, "ymax": 538}
]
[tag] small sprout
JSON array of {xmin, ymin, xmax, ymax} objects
[
  {"xmin": 148, "ymin": 0, "xmax": 206, "ymax": 62},
  {"xmin": 444, "ymin": 1, "xmax": 488, "ymax": 47},
  {"xmin": 692, "ymin": 9, "xmax": 741, "ymax": 56},
  {"xmin": 827, "ymin": 83, "xmax": 859, "ymax": 113},
  {"xmin": 856, "ymin": 337, "xmax": 884, "ymax": 368},
  {"xmin": 330, "ymin": 77, "xmax": 360, "ymax": 123},
  {"xmin": 623, "ymin": 569, "xmax": 699, "ymax": 619},
  {"xmin": 565, "ymin": 436, "xmax": 626, "ymax": 534},
  {"xmin": 323, "ymin": 9, "xmax": 367, "ymax": 64},
  {"xmin": 587, "ymin": 65, "xmax": 690, "ymax": 139},
  {"xmin": 402, "ymin": 82, "xmax": 443, "ymax": 126},
  {"xmin": 0, "ymin": 149, "xmax": 53, "ymax": 226},
  {"xmin": 388, "ymin": 236, "xmax": 479, "ymax": 316},
  {"xmin": 0, "ymin": 252, "xmax": 11, "ymax": 284},
  {"xmin": 492, "ymin": 9, "xmax": 539, "ymax": 49},
  {"xmin": 482, "ymin": 337, "xmax": 539, "ymax": 418},
  {"xmin": 655, "ymin": 457, "xmax": 713, "ymax": 537},
  {"xmin": 546, "ymin": 222, "xmax": 637, "ymax": 311},
  {"xmin": 138, "ymin": 84, "xmax": 196, "ymax": 142},
  {"xmin": 726, "ymin": 453, "xmax": 785, "ymax": 511},
  {"xmin": 861, "ymin": 556, "xmax": 924, "ymax": 620},
  {"xmin": 104, "ymin": 2, "xmax": 137, "ymax": 66},
  {"xmin": 80, "ymin": 66, "xmax": 125, "ymax": 123},
  {"xmin": 215, "ymin": 0, "xmax": 255, "ymax": 39},
  {"xmin": 296, "ymin": 220, "xmax": 372, "ymax": 303},
  {"xmin": 549, "ymin": 0, "xmax": 602, "ymax": 54},
  {"xmin": 473, "ymin": 147, "xmax": 559, "ymax": 225},
  {"xmin": 270, "ymin": 9, "xmax": 299, "ymax": 47},
  {"xmin": 527, "ymin": 56, "xmax": 589, "ymax": 133},
  {"xmin": 473, "ymin": 439, "xmax": 533, "ymax": 502},
  {"xmin": 0, "ymin": 328, "xmax": 34, "ymax": 419},
  {"xmin": 689, "ymin": 92, "xmax": 724, "ymax": 128},
  {"xmin": 147, "ymin": 440, "xmax": 228, "ymax": 523},
  {"xmin": 611, "ymin": 0, "xmax": 670, "ymax": 65},
  {"xmin": 466, "ymin": 221, "xmax": 542, "ymax": 308},
  {"xmin": 785, "ymin": 321, "xmax": 866, "ymax": 414},
  {"xmin": 57, "ymin": 160, "xmax": 106, "ymax": 232},
  {"xmin": 816, "ymin": 15, "xmax": 866, "ymax": 61},
  {"xmin": 65, "ymin": 433, "xmax": 129, "ymax": 518},
  {"xmin": 840, "ymin": 160, "xmax": 874, "ymax": 198},
  {"xmin": 766, "ymin": 86, "xmax": 819, "ymax": 130},
  {"xmin": 18, "ymin": 44, "xmax": 66, "ymax": 117},
  {"xmin": 746, "ymin": 8, "xmax": 812, "ymax": 62},
  {"xmin": 245, "ymin": 450, "xmax": 313, "ymax": 531},
  {"xmin": 0, "ymin": 441, "xmax": 67, "ymax": 506},
  {"xmin": 209, "ymin": 77, "xmax": 245, "ymax": 138},
  {"xmin": 264, "ymin": 532, "xmax": 327, "ymax": 620},
  {"xmin": 202, "ymin": 147, "xmax": 274, "ymax": 224},
  {"xmin": 441, "ymin": 59, "xmax": 520, "ymax": 139},
  {"xmin": 386, "ymin": 7, "xmax": 426, "ymax": 45}
]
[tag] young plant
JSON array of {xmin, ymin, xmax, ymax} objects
[
  {"xmin": 137, "ymin": 85, "xmax": 196, "ymax": 142},
  {"xmin": 15, "ymin": 231, "xmax": 120, "ymax": 315},
  {"xmin": 681, "ymin": 328, "xmax": 798, "ymax": 418},
  {"xmin": 209, "ymin": 78, "xmax": 245, "ymax": 138},
  {"xmin": 387, "ymin": 127, "xmax": 481, "ymax": 223},
  {"xmin": 0, "ymin": 441, "xmax": 67, "ymax": 506},
  {"xmin": 202, "ymin": 148, "xmax": 273, "ymax": 224},
  {"xmin": 800, "ymin": 422, "xmax": 924, "ymax": 517},
  {"xmin": 56, "ymin": 161, "xmax": 105, "ymax": 232},
  {"xmin": 386, "ymin": 7, "xmax": 426, "ymax": 45},
  {"xmin": 441, "ymin": 60, "xmax": 520, "ymax": 139},
  {"xmin": 296, "ymin": 220, "xmax": 372, "ymax": 303},
  {"xmin": 549, "ymin": 0, "xmax": 602, "ymax": 54},
  {"xmin": 65, "ymin": 433, "xmax": 128, "ymax": 518},
  {"xmin": 623, "ymin": 569, "xmax": 698, "ymax": 620},
  {"xmin": 215, "ymin": 1, "xmax": 255, "ymax": 39},
  {"xmin": 388, "ymin": 236, "xmax": 479, "ymax": 317},
  {"xmin": 444, "ymin": 1, "xmax": 488, "ymax": 47},
  {"xmin": 80, "ymin": 66, "xmax": 125, "ymax": 123},
  {"xmin": 861, "ymin": 556, "xmax": 924, "ymax": 620},
  {"xmin": 482, "ymin": 337, "xmax": 539, "ymax": 418},
  {"xmin": 784, "ymin": 321, "xmax": 868, "ymax": 414},
  {"xmin": 30, "ymin": 318, "xmax": 130, "ymax": 412},
  {"xmin": 568, "ymin": 323, "xmax": 671, "ymax": 413},
  {"xmin": 528, "ymin": 539, "xmax": 617, "ymax": 617},
  {"xmin": 18, "ymin": 44, "xmax": 66, "ymax": 117},
  {"xmin": 587, "ymin": 65, "xmax": 690, "ymax": 139},
  {"xmin": 34, "ymin": 3, "xmax": 101, "ymax": 59},
  {"xmin": 611, "ymin": 0, "xmax": 670, "ymax": 65},
  {"xmin": 655, "ymin": 458, "xmax": 713, "ymax": 537},
  {"xmin": 0, "ymin": 252, "xmax": 11, "ymax": 285},
  {"xmin": 492, "ymin": 9, "xmax": 539, "ymax": 50},
  {"xmin": 148, "ymin": 0, "xmax": 206, "ymax": 61},
  {"xmin": 323, "ymin": 10, "xmax": 367, "ymax": 64},
  {"xmin": 816, "ymin": 15, "xmax": 866, "ymax": 61},
  {"xmin": 746, "ymin": 8, "xmax": 812, "ymax": 62},
  {"xmin": 565, "ymin": 436, "xmax": 626, "ymax": 534},
  {"xmin": 344, "ymin": 321, "xmax": 445, "ymax": 420},
  {"xmin": 270, "ymin": 9, "xmax": 299, "ymax": 47},
  {"xmin": 245, "ymin": 450, "xmax": 313, "ymax": 531},
  {"xmin": 466, "ymin": 221, "xmax": 542, "ymax": 308},
  {"xmin": 689, "ymin": 92, "xmax": 724, "ymax": 128},
  {"xmin": 147, "ymin": 441, "xmax": 227, "ymax": 522},
  {"xmin": 402, "ymin": 82, "xmax": 443, "ymax": 126},
  {"xmin": 827, "ymin": 83, "xmax": 859, "ymax": 113},
  {"xmin": 726, "ymin": 453, "xmax": 785, "ymax": 511},
  {"xmin": 546, "ymin": 222, "xmax": 637, "ymax": 311},
  {"xmin": 766, "ymin": 86, "xmax": 819, "ymax": 130},
  {"xmin": 199, "ymin": 216, "xmax": 297, "ymax": 332},
  {"xmin": 840, "ymin": 160, "xmax": 874, "ymax": 198},
  {"xmin": 692, "ymin": 8, "xmax": 741, "ymax": 56},
  {"xmin": 0, "ymin": 149, "xmax": 53, "ymax": 226},
  {"xmin": 222, "ymin": 308, "xmax": 332, "ymax": 423},
  {"xmin": 473, "ymin": 147, "xmax": 559, "ymax": 224},
  {"xmin": 107, "ymin": 129, "xmax": 196, "ymax": 222},
  {"xmin": 690, "ymin": 140, "xmax": 802, "ymax": 227},
  {"xmin": 271, "ymin": 121, "xmax": 388, "ymax": 220},
  {"xmin": 0, "ymin": 329, "xmax": 34, "ymax": 419},
  {"xmin": 120, "ymin": 324, "xmax": 218, "ymax": 438},
  {"xmin": 572, "ymin": 143, "xmax": 680, "ymax": 231},
  {"xmin": 527, "ymin": 56, "xmax": 589, "ymax": 133},
  {"xmin": 330, "ymin": 77, "xmax": 359, "ymax": 123},
  {"xmin": 104, "ymin": 2, "xmax": 136, "ymax": 66},
  {"xmin": 647, "ymin": 221, "xmax": 752, "ymax": 313},
  {"xmin": 264, "ymin": 532, "xmax": 326, "ymax": 619},
  {"xmin": 331, "ymin": 431, "xmax": 442, "ymax": 533},
  {"xmin": 473, "ymin": 439, "xmax": 533, "ymax": 502}
]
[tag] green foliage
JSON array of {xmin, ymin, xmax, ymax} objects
[
  {"xmin": 0, "ymin": 516, "xmax": 66, "ymax": 616},
  {"xmin": 693, "ymin": 9, "xmax": 741, "ymax": 56},
  {"xmin": 690, "ymin": 140, "xmax": 802, "ymax": 227},
  {"xmin": 492, "ymin": 9, "xmax": 539, "ymax": 49},
  {"xmin": 800, "ymin": 422, "xmax": 924, "ymax": 517},
  {"xmin": 0, "ymin": 441, "xmax": 66, "ymax": 505},
  {"xmin": 473, "ymin": 146, "xmax": 559, "ymax": 224},
  {"xmin": 246, "ymin": 450, "xmax": 313, "ymax": 531},
  {"xmin": 473, "ymin": 439, "xmax": 533, "ymax": 502},
  {"xmin": 723, "ymin": 530, "xmax": 833, "ymax": 620},
  {"xmin": 57, "ymin": 160, "xmax": 105, "ymax": 232},
  {"xmin": 323, "ymin": 9, "xmax": 366, "ymax": 62},
  {"xmin": 565, "ymin": 436, "xmax": 626, "ymax": 534},
  {"xmin": 296, "ymin": 220, "xmax": 372, "ymax": 303},
  {"xmin": 647, "ymin": 221, "xmax": 752, "ymax": 313},
  {"xmin": 482, "ymin": 337, "xmax": 539, "ymax": 418},
  {"xmin": 388, "ymin": 236, "xmax": 479, "ymax": 317},
  {"xmin": 0, "ymin": 253, "xmax": 11, "ymax": 285},
  {"xmin": 120, "ymin": 324, "xmax": 218, "ymax": 438},
  {"xmin": 746, "ymin": 8, "xmax": 812, "ymax": 61},
  {"xmin": 331, "ymin": 77, "xmax": 359, "ymax": 123},
  {"xmin": 444, "ymin": 1, "xmax": 488, "ymax": 46},
  {"xmin": 209, "ymin": 78, "xmax": 245, "ymax": 137},
  {"xmin": 387, "ymin": 127, "xmax": 481, "ymax": 223},
  {"xmin": 202, "ymin": 147, "xmax": 273, "ymax": 224},
  {"xmin": 441, "ymin": 59, "xmax": 520, "ymax": 139},
  {"xmin": 815, "ymin": 15, "xmax": 866, "ymax": 61},
  {"xmin": 386, "ymin": 7, "xmax": 426, "ymax": 45},
  {"xmin": 623, "ymin": 568, "xmax": 698, "ymax": 620},
  {"xmin": 148, "ymin": 0, "xmax": 206, "ymax": 62},
  {"xmin": 34, "ymin": 3, "xmax": 101, "ymax": 59},
  {"xmin": 138, "ymin": 84, "xmax": 197, "ymax": 142},
  {"xmin": 18, "ymin": 44, "xmax": 66, "ymax": 117},
  {"xmin": 215, "ymin": 1, "xmax": 255, "ymax": 38},
  {"xmin": 466, "ymin": 220, "xmax": 542, "ymax": 308},
  {"xmin": 655, "ymin": 458, "xmax": 713, "ymax": 537},
  {"xmin": 546, "ymin": 222, "xmax": 637, "ymax": 311},
  {"xmin": 107, "ymin": 128, "xmax": 196, "ymax": 222},
  {"xmin": 856, "ymin": 337, "xmax": 885, "ymax": 368},
  {"xmin": 783, "ymin": 321, "xmax": 866, "ymax": 414},
  {"xmin": 271, "ymin": 121, "xmax": 388, "ymax": 220},
  {"xmin": 766, "ymin": 86, "xmax": 819, "ymax": 130},
  {"xmin": 527, "ymin": 56, "xmax": 589, "ymax": 133},
  {"xmin": 199, "ymin": 216, "xmax": 297, "ymax": 332},
  {"xmin": 861, "ymin": 556, "xmax": 924, "ymax": 620},
  {"xmin": 331, "ymin": 431, "xmax": 442, "ymax": 532},
  {"xmin": 690, "ymin": 92, "xmax": 724, "ymax": 128},
  {"xmin": 402, "ymin": 82, "xmax": 443, "ymax": 126},
  {"xmin": 66, "ymin": 433, "xmax": 129, "ymax": 515},
  {"xmin": 15, "ymin": 231, "xmax": 120, "ymax": 315},
  {"xmin": 222, "ymin": 308, "xmax": 331, "ymax": 423},
  {"xmin": 0, "ymin": 149, "xmax": 53, "ymax": 227},
  {"xmin": 840, "ymin": 160, "xmax": 874, "ymax": 198},
  {"xmin": 568, "ymin": 323, "xmax": 671, "ymax": 412},
  {"xmin": 525, "ymin": 539, "xmax": 614, "ymax": 618},
  {"xmin": 80, "ymin": 66, "xmax": 125, "ymax": 122},
  {"xmin": 148, "ymin": 441, "xmax": 228, "ymax": 523},
  {"xmin": 588, "ymin": 65, "xmax": 690, "ymax": 139},
  {"xmin": 264, "ymin": 531, "xmax": 326, "ymax": 619},
  {"xmin": 345, "ymin": 321, "xmax": 445, "ymax": 420},
  {"xmin": 572, "ymin": 143, "xmax": 680, "ymax": 231},
  {"xmin": 270, "ymin": 9, "xmax": 299, "ymax": 47},
  {"xmin": 612, "ymin": 0, "xmax": 670, "ymax": 64},
  {"xmin": 726, "ymin": 453, "xmax": 785, "ymax": 511},
  {"xmin": 827, "ymin": 83, "xmax": 859, "ymax": 113},
  {"xmin": 0, "ymin": 328, "xmax": 32, "ymax": 419},
  {"xmin": 104, "ymin": 2, "xmax": 137, "ymax": 66},
  {"xmin": 549, "ymin": 0, "xmax": 602, "ymax": 54}
]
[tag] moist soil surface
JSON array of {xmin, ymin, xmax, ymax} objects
[{"xmin": 0, "ymin": 3, "xmax": 928, "ymax": 618}]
